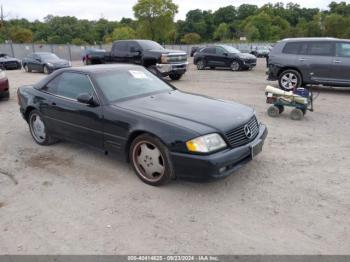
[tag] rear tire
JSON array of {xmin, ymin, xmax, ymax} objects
[
  {"xmin": 28, "ymin": 110, "xmax": 58, "ymax": 145},
  {"xmin": 278, "ymin": 69, "xmax": 302, "ymax": 91},
  {"xmin": 197, "ymin": 60, "xmax": 205, "ymax": 70},
  {"xmin": 129, "ymin": 134, "xmax": 174, "ymax": 186}
]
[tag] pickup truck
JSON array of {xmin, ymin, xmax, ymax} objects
[{"xmin": 92, "ymin": 40, "xmax": 188, "ymax": 80}]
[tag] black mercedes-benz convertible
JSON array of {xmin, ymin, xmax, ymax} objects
[{"xmin": 18, "ymin": 64, "xmax": 267, "ymax": 186}]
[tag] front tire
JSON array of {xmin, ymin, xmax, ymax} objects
[
  {"xmin": 278, "ymin": 69, "xmax": 302, "ymax": 91},
  {"xmin": 28, "ymin": 110, "xmax": 58, "ymax": 145},
  {"xmin": 169, "ymin": 73, "xmax": 183, "ymax": 81},
  {"xmin": 24, "ymin": 64, "xmax": 31, "ymax": 72},
  {"xmin": 129, "ymin": 134, "xmax": 174, "ymax": 186},
  {"xmin": 230, "ymin": 60, "xmax": 241, "ymax": 71}
]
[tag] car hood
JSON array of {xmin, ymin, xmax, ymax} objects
[
  {"xmin": 46, "ymin": 59, "xmax": 69, "ymax": 65},
  {"xmin": 0, "ymin": 57, "xmax": 19, "ymax": 62},
  {"xmin": 235, "ymin": 53, "xmax": 257, "ymax": 59},
  {"xmin": 114, "ymin": 90, "xmax": 254, "ymax": 134}
]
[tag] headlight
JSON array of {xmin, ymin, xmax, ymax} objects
[
  {"xmin": 47, "ymin": 62, "xmax": 53, "ymax": 67},
  {"xmin": 161, "ymin": 54, "xmax": 168, "ymax": 64},
  {"xmin": 186, "ymin": 133, "xmax": 227, "ymax": 153},
  {"xmin": 0, "ymin": 70, "xmax": 6, "ymax": 79}
]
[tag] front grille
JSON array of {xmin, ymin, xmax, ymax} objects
[
  {"xmin": 225, "ymin": 116, "xmax": 259, "ymax": 148},
  {"xmin": 167, "ymin": 54, "xmax": 187, "ymax": 63}
]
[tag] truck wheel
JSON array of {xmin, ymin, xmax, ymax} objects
[
  {"xmin": 169, "ymin": 73, "xmax": 182, "ymax": 81},
  {"xmin": 148, "ymin": 66, "xmax": 161, "ymax": 77},
  {"xmin": 279, "ymin": 69, "xmax": 302, "ymax": 91}
]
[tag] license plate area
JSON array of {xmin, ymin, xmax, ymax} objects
[{"xmin": 251, "ymin": 139, "xmax": 263, "ymax": 159}]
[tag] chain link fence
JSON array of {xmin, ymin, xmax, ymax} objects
[{"xmin": 0, "ymin": 42, "xmax": 272, "ymax": 61}]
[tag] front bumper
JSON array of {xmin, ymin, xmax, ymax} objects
[
  {"xmin": 242, "ymin": 60, "xmax": 257, "ymax": 69},
  {"xmin": 48, "ymin": 64, "xmax": 71, "ymax": 72},
  {"xmin": 170, "ymin": 124, "xmax": 268, "ymax": 181},
  {"xmin": 156, "ymin": 62, "xmax": 189, "ymax": 76}
]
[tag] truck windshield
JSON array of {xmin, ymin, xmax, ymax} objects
[
  {"xmin": 139, "ymin": 41, "xmax": 164, "ymax": 51},
  {"xmin": 94, "ymin": 68, "xmax": 173, "ymax": 102}
]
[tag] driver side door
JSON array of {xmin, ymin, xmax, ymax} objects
[{"xmin": 41, "ymin": 72, "xmax": 104, "ymax": 149}]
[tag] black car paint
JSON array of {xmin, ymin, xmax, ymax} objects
[
  {"xmin": 194, "ymin": 45, "xmax": 257, "ymax": 70},
  {"xmin": 18, "ymin": 65, "xmax": 267, "ymax": 181},
  {"xmin": 0, "ymin": 53, "xmax": 21, "ymax": 70},
  {"xmin": 21, "ymin": 52, "xmax": 70, "ymax": 73},
  {"xmin": 96, "ymin": 40, "xmax": 188, "ymax": 78}
]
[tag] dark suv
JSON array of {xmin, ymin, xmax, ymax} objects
[
  {"xmin": 194, "ymin": 45, "xmax": 257, "ymax": 71},
  {"xmin": 268, "ymin": 37, "xmax": 350, "ymax": 90}
]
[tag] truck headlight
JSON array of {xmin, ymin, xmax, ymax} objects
[
  {"xmin": 47, "ymin": 62, "xmax": 53, "ymax": 67},
  {"xmin": 161, "ymin": 54, "xmax": 168, "ymax": 64},
  {"xmin": 186, "ymin": 133, "xmax": 227, "ymax": 153}
]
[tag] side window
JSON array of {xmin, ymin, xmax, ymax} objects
[
  {"xmin": 336, "ymin": 43, "xmax": 350, "ymax": 57},
  {"xmin": 307, "ymin": 42, "xmax": 334, "ymax": 56},
  {"xmin": 56, "ymin": 72, "xmax": 94, "ymax": 100},
  {"xmin": 129, "ymin": 42, "xmax": 141, "ymax": 53},
  {"xmin": 282, "ymin": 42, "xmax": 301, "ymax": 54},
  {"xmin": 203, "ymin": 48, "xmax": 215, "ymax": 54},
  {"xmin": 42, "ymin": 75, "xmax": 61, "ymax": 94},
  {"xmin": 216, "ymin": 47, "xmax": 226, "ymax": 55},
  {"xmin": 112, "ymin": 42, "xmax": 128, "ymax": 53}
]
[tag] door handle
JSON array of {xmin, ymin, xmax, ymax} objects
[
  {"xmin": 298, "ymin": 58, "xmax": 306, "ymax": 61},
  {"xmin": 51, "ymin": 102, "xmax": 57, "ymax": 106},
  {"xmin": 334, "ymin": 60, "xmax": 342, "ymax": 63}
]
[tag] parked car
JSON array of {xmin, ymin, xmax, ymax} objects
[
  {"xmin": 0, "ymin": 53, "xmax": 21, "ymax": 70},
  {"xmin": 17, "ymin": 64, "xmax": 267, "ymax": 186},
  {"xmin": 268, "ymin": 37, "xmax": 350, "ymax": 90},
  {"xmin": 22, "ymin": 52, "xmax": 71, "ymax": 74},
  {"xmin": 93, "ymin": 40, "xmax": 188, "ymax": 80},
  {"xmin": 81, "ymin": 48, "xmax": 106, "ymax": 65},
  {"xmin": 194, "ymin": 45, "xmax": 257, "ymax": 71},
  {"xmin": 190, "ymin": 46, "xmax": 200, "ymax": 57},
  {"xmin": 251, "ymin": 46, "xmax": 270, "ymax": 58},
  {"xmin": 0, "ymin": 69, "xmax": 9, "ymax": 100}
]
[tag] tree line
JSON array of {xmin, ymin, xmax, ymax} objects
[{"xmin": 0, "ymin": 0, "xmax": 350, "ymax": 45}]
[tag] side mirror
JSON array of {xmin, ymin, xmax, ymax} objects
[
  {"xmin": 35, "ymin": 58, "xmax": 42, "ymax": 62},
  {"xmin": 223, "ymin": 52, "xmax": 228, "ymax": 56},
  {"xmin": 131, "ymin": 48, "xmax": 141, "ymax": 55},
  {"xmin": 77, "ymin": 93, "xmax": 97, "ymax": 106}
]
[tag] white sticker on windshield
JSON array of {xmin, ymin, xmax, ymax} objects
[{"xmin": 129, "ymin": 70, "xmax": 148, "ymax": 79}]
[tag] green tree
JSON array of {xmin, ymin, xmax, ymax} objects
[
  {"xmin": 111, "ymin": 26, "xmax": 136, "ymax": 41},
  {"xmin": 180, "ymin": 32, "xmax": 201, "ymax": 44},
  {"xmin": 213, "ymin": 23, "xmax": 230, "ymax": 40},
  {"xmin": 10, "ymin": 27, "xmax": 33, "ymax": 43},
  {"xmin": 213, "ymin": 6, "xmax": 237, "ymax": 26},
  {"xmin": 133, "ymin": 0, "xmax": 178, "ymax": 42}
]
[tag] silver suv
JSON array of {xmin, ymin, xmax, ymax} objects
[{"xmin": 267, "ymin": 37, "xmax": 350, "ymax": 90}]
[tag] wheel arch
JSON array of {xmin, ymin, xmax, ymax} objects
[
  {"xmin": 24, "ymin": 106, "xmax": 37, "ymax": 123},
  {"xmin": 124, "ymin": 130, "xmax": 166, "ymax": 162}
]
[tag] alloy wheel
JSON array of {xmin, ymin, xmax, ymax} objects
[
  {"xmin": 230, "ymin": 61, "xmax": 240, "ymax": 71},
  {"xmin": 132, "ymin": 141, "xmax": 165, "ymax": 183},
  {"xmin": 30, "ymin": 113, "xmax": 46, "ymax": 143},
  {"xmin": 281, "ymin": 72, "xmax": 298, "ymax": 90}
]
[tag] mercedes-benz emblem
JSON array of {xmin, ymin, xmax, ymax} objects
[{"xmin": 244, "ymin": 124, "xmax": 252, "ymax": 138}]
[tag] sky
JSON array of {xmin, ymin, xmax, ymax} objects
[{"xmin": 1, "ymin": 0, "xmax": 334, "ymax": 21}]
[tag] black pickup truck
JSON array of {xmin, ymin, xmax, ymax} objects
[{"xmin": 92, "ymin": 40, "xmax": 188, "ymax": 80}]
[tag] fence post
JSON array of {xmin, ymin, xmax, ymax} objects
[
  {"xmin": 32, "ymin": 43, "xmax": 35, "ymax": 53},
  {"xmin": 68, "ymin": 45, "xmax": 72, "ymax": 61},
  {"xmin": 10, "ymin": 42, "xmax": 15, "ymax": 57}
]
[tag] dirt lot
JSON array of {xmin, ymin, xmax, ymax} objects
[{"xmin": 0, "ymin": 59, "xmax": 349, "ymax": 255}]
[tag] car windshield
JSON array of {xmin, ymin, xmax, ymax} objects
[
  {"xmin": 94, "ymin": 68, "xmax": 173, "ymax": 102},
  {"xmin": 222, "ymin": 45, "xmax": 240, "ymax": 54},
  {"xmin": 139, "ymin": 41, "xmax": 164, "ymax": 51},
  {"xmin": 38, "ymin": 53, "xmax": 59, "ymax": 60}
]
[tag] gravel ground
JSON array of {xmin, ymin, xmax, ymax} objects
[{"xmin": 0, "ymin": 59, "xmax": 349, "ymax": 255}]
